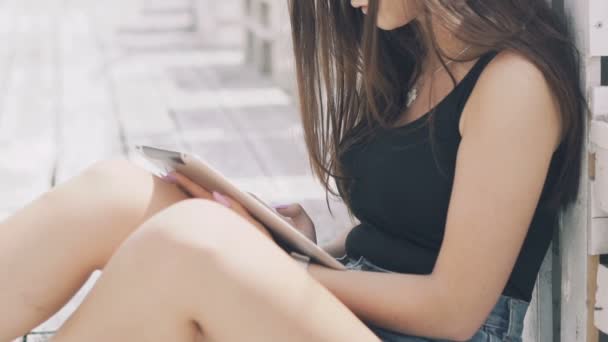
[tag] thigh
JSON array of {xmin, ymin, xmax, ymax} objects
[
  {"xmin": 53, "ymin": 199, "xmax": 381, "ymax": 342},
  {"xmin": 0, "ymin": 159, "xmax": 191, "ymax": 339},
  {"xmin": 167, "ymin": 204, "xmax": 382, "ymax": 342}
]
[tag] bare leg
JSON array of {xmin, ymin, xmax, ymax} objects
[
  {"xmin": 0, "ymin": 159, "xmax": 189, "ymax": 341},
  {"xmin": 51, "ymin": 199, "xmax": 380, "ymax": 342}
]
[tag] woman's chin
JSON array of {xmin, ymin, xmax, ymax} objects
[{"xmin": 376, "ymin": 20, "xmax": 410, "ymax": 31}]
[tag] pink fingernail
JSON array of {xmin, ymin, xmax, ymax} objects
[
  {"xmin": 274, "ymin": 205, "xmax": 289, "ymax": 209},
  {"xmin": 213, "ymin": 191, "xmax": 232, "ymax": 208},
  {"xmin": 160, "ymin": 173, "xmax": 177, "ymax": 184}
]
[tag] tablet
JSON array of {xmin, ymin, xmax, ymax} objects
[{"xmin": 135, "ymin": 145, "xmax": 347, "ymax": 270}]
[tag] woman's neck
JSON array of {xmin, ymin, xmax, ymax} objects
[{"xmin": 416, "ymin": 15, "xmax": 470, "ymax": 74}]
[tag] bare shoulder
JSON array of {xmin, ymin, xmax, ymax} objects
[{"xmin": 459, "ymin": 50, "xmax": 562, "ymax": 152}]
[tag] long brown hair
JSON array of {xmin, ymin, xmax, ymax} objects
[{"xmin": 288, "ymin": 0, "xmax": 586, "ymax": 214}]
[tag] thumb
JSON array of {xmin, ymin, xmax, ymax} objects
[{"xmin": 273, "ymin": 203, "xmax": 304, "ymax": 218}]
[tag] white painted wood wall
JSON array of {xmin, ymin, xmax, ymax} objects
[
  {"xmin": 243, "ymin": 0, "xmax": 295, "ymax": 94},
  {"xmin": 585, "ymin": 0, "xmax": 608, "ymax": 339},
  {"xmin": 520, "ymin": 1, "xmax": 562, "ymax": 340},
  {"xmin": 195, "ymin": 0, "xmax": 244, "ymax": 48}
]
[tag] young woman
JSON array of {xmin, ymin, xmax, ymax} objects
[{"xmin": 0, "ymin": 0, "xmax": 585, "ymax": 341}]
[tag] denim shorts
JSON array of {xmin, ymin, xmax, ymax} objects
[{"xmin": 336, "ymin": 255, "xmax": 529, "ymax": 342}]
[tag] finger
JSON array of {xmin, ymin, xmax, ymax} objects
[
  {"xmin": 277, "ymin": 204, "xmax": 314, "ymax": 229},
  {"xmin": 172, "ymin": 173, "xmax": 212, "ymax": 199},
  {"xmin": 292, "ymin": 213, "xmax": 314, "ymax": 231},
  {"xmin": 213, "ymin": 192, "xmax": 250, "ymax": 217},
  {"xmin": 274, "ymin": 203, "xmax": 303, "ymax": 218},
  {"xmin": 212, "ymin": 191, "xmax": 232, "ymax": 208}
]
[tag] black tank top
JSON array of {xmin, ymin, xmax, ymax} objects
[{"xmin": 339, "ymin": 52, "xmax": 562, "ymax": 303}]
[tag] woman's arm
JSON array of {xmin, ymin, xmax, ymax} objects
[
  {"xmin": 308, "ymin": 266, "xmax": 451, "ymax": 338},
  {"xmin": 309, "ymin": 52, "xmax": 563, "ymax": 341}
]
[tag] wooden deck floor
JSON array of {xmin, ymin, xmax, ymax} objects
[{"xmin": 0, "ymin": 0, "xmax": 353, "ymax": 339}]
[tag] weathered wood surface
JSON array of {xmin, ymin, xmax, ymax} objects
[
  {"xmin": 0, "ymin": 0, "xmax": 59, "ymax": 215},
  {"xmin": 243, "ymin": 0, "xmax": 295, "ymax": 93},
  {"xmin": 562, "ymin": 0, "xmax": 604, "ymax": 340},
  {"xmin": 522, "ymin": 244, "xmax": 556, "ymax": 342},
  {"xmin": 0, "ymin": 0, "xmax": 352, "ymax": 340}
]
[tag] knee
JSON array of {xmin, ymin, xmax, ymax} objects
[
  {"xmin": 84, "ymin": 158, "xmax": 138, "ymax": 179},
  {"xmin": 111, "ymin": 199, "xmax": 282, "ymax": 300},
  {"xmin": 76, "ymin": 158, "xmax": 163, "ymax": 218},
  {"xmin": 83, "ymin": 158, "xmax": 149, "ymax": 193}
]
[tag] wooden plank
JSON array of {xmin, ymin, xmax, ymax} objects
[
  {"xmin": 592, "ymin": 87, "xmax": 608, "ymax": 116},
  {"xmin": 590, "ymin": 126, "xmax": 608, "ymax": 254},
  {"xmin": 523, "ymin": 247, "xmax": 554, "ymax": 342},
  {"xmin": 172, "ymin": 105, "xmax": 276, "ymax": 180},
  {"xmin": 553, "ymin": 231, "xmax": 563, "ymax": 342},
  {"xmin": 0, "ymin": 0, "xmax": 59, "ymax": 212},
  {"xmin": 0, "ymin": 0, "xmax": 19, "ymax": 114},
  {"xmin": 116, "ymin": 31, "xmax": 204, "ymax": 52},
  {"xmin": 590, "ymin": 217, "xmax": 608, "ymax": 256},
  {"xmin": 560, "ymin": 200, "xmax": 592, "ymax": 342},
  {"xmin": 562, "ymin": 0, "xmax": 600, "ymax": 339},
  {"xmin": 108, "ymin": 57, "xmax": 181, "ymax": 157},
  {"xmin": 591, "ymin": 146, "xmax": 608, "ymax": 217},
  {"xmin": 117, "ymin": 12, "xmax": 195, "ymax": 34},
  {"xmin": 591, "ymin": 121, "xmax": 608, "ymax": 152},
  {"xmin": 589, "ymin": 0, "xmax": 608, "ymax": 56},
  {"xmin": 597, "ymin": 263, "xmax": 608, "ymax": 332},
  {"xmin": 146, "ymin": 0, "xmax": 192, "ymax": 10},
  {"xmin": 589, "ymin": 256, "xmax": 599, "ymax": 341},
  {"xmin": 243, "ymin": 0, "xmax": 295, "ymax": 93},
  {"xmin": 53, "ymin": 3, "xmax": 122, "ymax": 183},
  {"xmin": 194, "ymin": 0, "xmax": 243, "ymax": 47},
  {"xmin": 170, "ymin": 87, "xmax": 292, "ymax": 110}
]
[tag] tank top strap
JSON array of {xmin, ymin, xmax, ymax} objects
[
  {"xmin": 457, "ymin": 51, "xmax": 500, "ymax": 100},
  {"xmin": 432, "ymin": 50, "xmax": 499, "ymax": 125}
]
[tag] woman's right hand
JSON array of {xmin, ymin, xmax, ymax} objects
[{"xmin": 273, "ymin": 203, "xmax": 317, "ymax": 244}]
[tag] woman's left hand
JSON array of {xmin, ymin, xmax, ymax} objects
[{"xmin": 162, "ymin": 172, "xmax": 274, "ymax": 240}]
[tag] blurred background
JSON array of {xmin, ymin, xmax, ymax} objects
[{"xmin": 1, "ymin": 0, "xmax": 353, "ymax": 339}]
